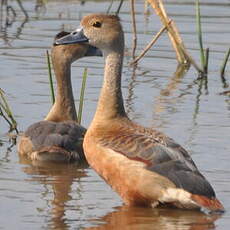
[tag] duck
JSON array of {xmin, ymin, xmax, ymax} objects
[
  {"xmin": 55, "ymin": 14, "xmax": 224, "ymax": 211},
  {"xmin": 18, "ymin": 31, "xmax": 101, "ymax": 163}
]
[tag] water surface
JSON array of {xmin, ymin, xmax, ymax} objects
[{"xmin": 0, "ymin": 0, "xmax": 230, "ymax": 229}]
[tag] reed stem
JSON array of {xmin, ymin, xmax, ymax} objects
[
  {"xmin": 116, "ymin": 0, "xmax": 124, "ymax": 15},
  {"xmin": 195, "ymin": 0, "xmax": 205, "ymax": 70},
  {"xmin": 16, "ymin": 0, "xmax": 28, "ymax": 19},
  {"xmin": 46, "ymin": 50, "xmax": 55, "ymax": 105},
  {"xmin": 131, "ymin": 21, "xmax": 171, "ymax": 65},
  {"xmin": 0, "ymin": 88, "xmax": 18, "ymax": 133},
  {"xmin": 204, "ymin": 47, "xmax": 209, "ymax": 74},
  {"xmin": 220, "ymin": 47, "xmax": 230, "ymax": 77},
  {"xmin": 147, "ymin": 0, "xmax": 188, "ymax": 64},
  {"xmin": 78, "ymin": 68, "xmax": 88, "ymax": 125},
  {"xmin": 130, "ymin": 0, "xmax": 137, "ymax": 59},
  {"xmin": 106, "ymin": 0, "xmax": 114, "ymax": 14}
]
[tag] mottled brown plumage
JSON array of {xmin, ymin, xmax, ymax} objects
[{"xmin": 55, "ymin": 14, "xmax": 224, "ymax": 211}]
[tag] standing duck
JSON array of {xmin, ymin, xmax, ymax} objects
[
  {"xmin": 18, "ymin": 31, "xmax": 101, "ymax": 163},
  {"xmin": 55, "ymin": 14, "xmax": 224, "ymax": 211}
]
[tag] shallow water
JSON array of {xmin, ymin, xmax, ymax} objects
[{"xmin": 0, "ymin": 0, "xmax": 230, "ymax": 229}]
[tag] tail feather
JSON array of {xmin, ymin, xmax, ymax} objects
[{"xmin": 191, "ymin": 194, "xmax": 224, "ymax": 212}]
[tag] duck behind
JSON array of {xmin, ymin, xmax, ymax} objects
[{"xmin": 18, "ymin": 31, "xmax": 101, "ymax": 163}]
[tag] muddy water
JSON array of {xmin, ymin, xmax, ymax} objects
[{"xmin": 0, "ymin": 0, "xmax": 230, "ymax": 229}]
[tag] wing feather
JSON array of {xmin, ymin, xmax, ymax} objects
[
  {"xmin": 98, "ymin": 123, "xmax": 214, "ymax": 197},
  {"xmin": 25, "ymin": 120, "xmax": 86, "ymax": 152}
]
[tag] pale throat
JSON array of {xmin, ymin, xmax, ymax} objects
[{"xmin": 93, "ymin": 49, "xmax": 127, "ymax": 121}]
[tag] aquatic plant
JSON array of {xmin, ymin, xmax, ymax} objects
[
  {"xmin": 46, "ymin": 50, "xmax": 55, "ymax": 104},
  {"xmin": 220, "ymin": 48, "xmax": 230, "ymax": 77},
  {"xmin": 129, "ymin": 0, "xmax": 204, "ymax": 74},
  {"xmin": 0, "ymin": 88, "xmax": 18, "ymax": 133},
  {"xmin": 78, "ymin": 68, "xmax": 88, "ymax": 125},
  {"xmin": 195, "ymin": 0, "xmax": 206, "ymax": 72}
]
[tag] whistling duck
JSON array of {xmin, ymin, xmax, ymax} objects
[
  {"xmin": 18, "ymin": 31, "xmax": 101, "ymax": 163},
  {"xmin": 55, "ymin": 14, "xmax": 224, "ymax": 211}
]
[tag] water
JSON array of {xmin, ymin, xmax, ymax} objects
[{"xmin": 0, "ymin": 0, "xmax": 230, "ymax": 229}]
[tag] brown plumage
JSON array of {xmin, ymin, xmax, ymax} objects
[
  {"xmin": 18, "ymin": 32, "xmax": 101, "ymax": 163},
  {"xmin": 55, "ymin": 14, "xmax": 224, "ymax": 211}
]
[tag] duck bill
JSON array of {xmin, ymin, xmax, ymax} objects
[{"xmin": 55, "ymin": 28, "xmax": 88, "ymax": 45}]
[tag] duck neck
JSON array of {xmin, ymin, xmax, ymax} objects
[
  {"xmin": 93, "ymin": 47, "xmax": 127, "ymax": 123},
  {"xmin": 45, "ymin": 57, "xmax": 77, "ymax": 122}
]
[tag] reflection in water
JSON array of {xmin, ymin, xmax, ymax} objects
[
  {"xmin": 192, "ymin": 78, "xmax": 207, "ymax": 124},
  {"xmin": 186, "ymin": 77, "xmax": 210, "ymax": 146},
  {"xmin": 0, "ymin": 0, "xmax": 28, "ymax": 45},
  {"xmin": 220, "ymin": 74, "xmax": 229, "ymax": 89},
  {"xmin": 0, "ymin": 0, "xmax": 16, "ymax": 27},
  {"xmin": 225, "ymin": 97, "xmax": 230, "ymax": 111},
  {"xmin": 0, "ymin": 135, "xmax": 17, "ymax": 162},
  {"xmin": 35, "ymin": 0, "xmax": 47, "ymax": 18},
  {"xmin": 20, "ymin": 157, "xmax": 88, "ymax": 230},
  {"xmin": 154, "ymin": 64, "xmax": 189, "ymax": 116},
  {"xmin": 16, "ymin": 0, "xmax": 29, "ymax": 18},
  {"xmin": 160, "ymin": 64, "xmax": 190, "ymax": 97},
  {"xmin": 220, "ymin": 91, "xmax": 230, "ymax": 112},
  {"xmin": 86, "ymin": 206, "xmax": 221, "ymax": 230}
]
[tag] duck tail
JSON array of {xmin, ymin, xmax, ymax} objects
[{"xmin": 191, "ymin": 194, "xmax": 225, "ymax": 212}]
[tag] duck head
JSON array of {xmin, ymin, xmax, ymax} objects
[
  {"xmin": 55, "ymin": 14, "xmax": 124, "ymax": 55},
  {"xmin": 52, "ymin": 30, "xmax": 102, "ymax": 62}
]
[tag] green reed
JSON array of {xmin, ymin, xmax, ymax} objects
[
  {"xmin": 220, "ymin": 48, "xmax": 230, "ymax": 77},
  {"xmin": 204, "ymin": 48, "xmax": 209, "ymax": 74},
  {"xmin": 195, "ymin": 0, "xmax": 207, "ymax": 73},
  {"xmin": 46, "ymin": 50, "xmax": 55, "ymax": 104},
  {"xmin": 0, "ymin": 88, "xmax": 18, "ymax": 133},
  {"xmin": 78, "ymin": 68, "xmax": 88, "ymax": 125}
]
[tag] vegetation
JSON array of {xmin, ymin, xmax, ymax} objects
[
  {"xmin": 46, "ymin": 50, "xmax": 55, "ymax": 104},
  {"xmin": 0, "ymin": 88, "xmax": 18, "ymax": 133},
  {"xmin": 78, "ymin": 68, "xmax": 88, "ymax": 125}
]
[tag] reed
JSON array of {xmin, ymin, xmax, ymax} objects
[
  {"xmin": 116, "ymin": 0, "xmax": 124, "ymax": 15},
  {"xmin": 146, "ymin": 0, "xmax": 189, "ymax": 64},
  {"xmin": 204, "ymin": 48, "xmax": 209, "ymax": 74},
  {"xmin": 106, "ymin": 0, "xmax": 114, "ymax": 14},
  {"xmin": 130, "ymin": 0, "xmax": 137, "ymax": 59},
  {"xmin": 195, "ymin": 0, "xmax": 206, "ymax": 72},
  {"xmin": 129, "ymin": 0, "xmax": 203, "ymax": 73},
  {"xmin": 131, "ymin": 20, "xmax": 172, "ymax": 65},
  {"xmin": 15, "ymin": 0, "xmax": 29, "ymax": 19},
  {"xmin": 46, "ymin": 50, "xmax": 55, "ymax": 104},
  {"xmin": 78, "ymin": 68, "xmax": 88, "ymax": 125},
  {"xmin": 0, "ymin": 88, "xmax": 18, "ymax": 133},
  {"xmin": 106, "ymin": 0, "xmax": 124, "ymax": 15},
  {"xmin": 220, "ymin": 48, "xmax": 230, "ymax": 77}
]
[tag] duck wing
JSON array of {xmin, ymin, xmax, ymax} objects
[
  {"xmin": 98, "ymin": 123, "xmax": 216, "ymax": 198},
  {"xmin": 22, "ymin": 120, "xmax": 86, "ymax": 162}
]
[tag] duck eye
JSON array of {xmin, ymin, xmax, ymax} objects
[{"xmin": 93, "ymin": 21, "xmax": 101, "ymax": 28}]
